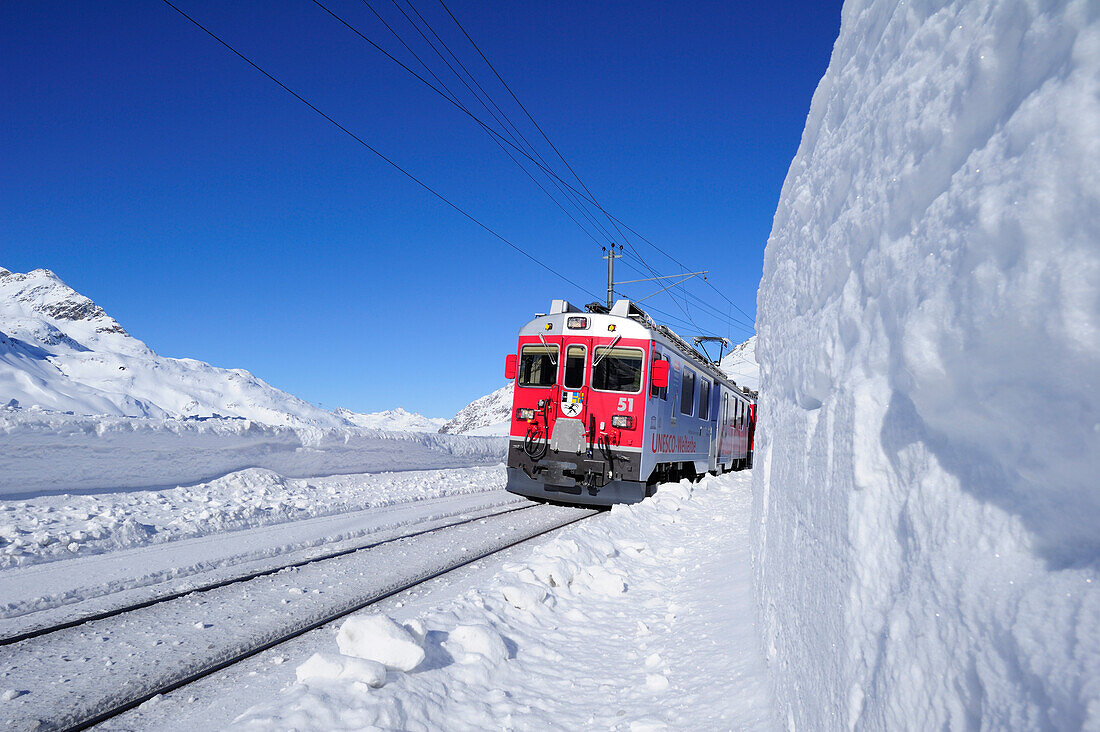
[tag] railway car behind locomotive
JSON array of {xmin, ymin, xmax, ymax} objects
[{"xmin": 504, "ymin": 298, "xmax": 756, "ymax": 506}]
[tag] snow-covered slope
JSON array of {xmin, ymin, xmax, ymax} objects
[
  {"xmin": 0, "ymin": 267, "xmax": 350, "ymax": 427},
  {"xmin": 754, "ymin": 0, "xmax": 1099, "ymax": 728},
  {"xmin": 438, "ymin": 384, "xmax": 512, "ymax": 435},
  {"xmin": 333, "ymin": 407, "xmax": 445, "ymax": 433},
  {"xmin": 719, "ymin": 335, "xmax": 759, "ymax": 392}
]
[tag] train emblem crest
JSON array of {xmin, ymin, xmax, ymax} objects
[{"xmin": 560, "ymin": 390, "xmax": 583, "ymax": 417}]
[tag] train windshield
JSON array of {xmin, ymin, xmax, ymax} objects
[
  {"xmin": 592, "ymin": 346, "xmax": 643, "ymax": 393},
  {"xmin": 518, "ymin": 344, "xmax": 558, "ymax": 387}
]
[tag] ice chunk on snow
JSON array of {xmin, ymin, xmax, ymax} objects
[
  {"xmin": 645, "ymin": 674, "xmax": 669, "ymax": 691},
  {"xmin": 447, "ymin": 624, "xmax": 509, "ymax": 665},
  {"xmin": 295, "ymin": 652, "xmax": 386, "ymax": 687},
  {"xmin": 577, "ymin": 565, "xmax": 626, "ymax": 596},
  {"xmin": 402, "ymin": 618, "xmax": 427, "ymax": 645},
  {"xmin": 500, "ymin": 583, "xmax": 546, "ymax": 611},
  {"xmin": 629, "ymin": 721, "xmax": 668, "ymax": 732},
  {"xmin": 335, "ymin": 614, "xmax": 425, "ymax": 672}
]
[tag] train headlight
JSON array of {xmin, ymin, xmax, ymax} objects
[
  {"xmin": 611, "ymin": 415, "xmax": 634, "ymax": 429},
  {"xmin": 516, "ymin": 408, "xmax": 536, "ymax": 421}
]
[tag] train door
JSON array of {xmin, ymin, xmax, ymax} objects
[
  {"xmin": 649, "ymin": 348, "xmax": 667, "ymax": 432},
  {"xmin": 718, "ymin": 392, "xmax": 731, "ymax": 468},
  {"xmin": 555, "ymin": 340, "xmax": 592, "ymax": 447}
]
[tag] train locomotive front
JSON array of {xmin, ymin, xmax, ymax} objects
[{"xmin": 504, "ymin": 298, "xmax": 755, "ymax": 506}]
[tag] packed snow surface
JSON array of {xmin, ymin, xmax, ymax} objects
[
  {"xmin": 754, "ymin": 0, "xmax": 1099, "ymax": 728},
  {"xmin": 235, "ymin": 473, "xmax": 774, "ymax": 730}
]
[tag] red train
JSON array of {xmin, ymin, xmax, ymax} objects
[{"xmin": 504, "ymin": 298, "xmax": 756, "ymax": 506}]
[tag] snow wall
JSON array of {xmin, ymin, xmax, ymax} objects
[{"xmin": 753, "ymin": 0, "xmax": 1099, "ymax": 728}]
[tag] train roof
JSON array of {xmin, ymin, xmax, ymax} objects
[{"xmin": 519, "ymin": 298, "xmax": 756, "ymax": 400}]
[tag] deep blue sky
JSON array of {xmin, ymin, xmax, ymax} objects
[{"xmin": 2, "ymin": 0, "xmax": 842, "ymax": 417}]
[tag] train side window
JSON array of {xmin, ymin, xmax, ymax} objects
[
  {"xmin": 699, "ymin": 380, "xmax": 710, "ymax": 420},
  {"xmin": 518, "ymin": 344, "xmax": 559, "ymax": 387},
  {"xmin": 592, "ymin": 346, "xmax": 644, "ymax": 393},
  {"xmin": 563, "ymin": 345, "xmax": 586, "ymax": 389},
  {"xmin": 680, "ymin": 369, "xmax": 695, "ymax": 415}
]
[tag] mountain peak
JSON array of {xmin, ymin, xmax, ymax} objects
[{"xmin": 0, "ymin": 266, "xmax": 127, "ymax": 335}]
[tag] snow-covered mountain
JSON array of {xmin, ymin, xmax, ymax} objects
[
  {"xmin": 334, "ymin": 407, "xmax": 446, "ymax": 433},
  {"xmin": 438, "ymin": 384, "xmax": 512, "ymax": 435},
  {"xmin": 0, "ymin": 267, "xmax": 350, "ymax": 427},
  {"xmin": 718, "ymin": 335, "xmax": 758, "ymax": 392}
]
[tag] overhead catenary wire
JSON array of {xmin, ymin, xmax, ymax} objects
[
  {"xmin": 171, "ymin": 0, "xmax": 753, "ymax": 337},
  {"xmin": 358, "ymin": 0, "xmax": 609, "ymax": 248},
  {"xmin": 378, "ymin": 0, "xmax": 622, "ymax": 246},
  {"xmin": 612, "ymin": 256, "xmax": 754, "ymax": 337},
  {"xmin": 319, "ymin": 0, "xmax": 748, "ymax": 334},
  {"xmin": 316, "ymin": 0, "xmax": 620, "ymax": 249},
  {"xmin": 161, "ymin": 0, "xmax": 602, "ymax": 304}
]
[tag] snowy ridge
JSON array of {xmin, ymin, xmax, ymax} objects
[
  {"xmin": 438, "ymin": 383, "xmax": 512, "ymax": 436},
  {"xmin": 0, "ymin": 267, "xmax": 348, "ymax": 427},
  {"xmin": 755, "ymin": 0, "xmax": 1099, "ymax": 728},
  {"xmin": 334, "ymin": 407, "xmax": 446, "ymax": 433}
]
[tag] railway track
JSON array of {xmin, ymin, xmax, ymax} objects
[
  {"xmin": 1, "ymin": 502, "xmax": 597, "ymax": 732},
  {"xmin": 0, "ymin": 502, "xmax": 534, "ymax": 647}
]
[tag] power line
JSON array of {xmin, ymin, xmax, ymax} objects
[
  {"xmin": 358, "ymin": 0, "xmax": 609, "ymax": 248},
  {"xmin": 321, "ymin": 0, "xmax": 754, "ymax": 333},
  {"xmin": 161, "ymin": 0, "xmax": 602, "ymax": 303},
  {"xmin": 385, "ymin": 0, "xmax": 621, "ymax": 245},
  {"xmin": 316, "ymin": 0, "xmax": 619, "ymax": 248}
]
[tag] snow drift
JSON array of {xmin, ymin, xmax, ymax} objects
[{"xmin": 754, "ymin": 0, "xmax": 1099, "ymax": 728}]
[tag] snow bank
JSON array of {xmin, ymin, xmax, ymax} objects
[
  {"xmin": 0, "ymin": 409, "xmax": 505, "ymax": 498},
  {"xmin": 0, "ymin": 465, "xmax": 507, "ymax": 572},
  {"xmin": 754, "ymin": 0, "xmax": 1099, "ymax": 728},
  {"xmin": 235, "ymin": 474, "xmax": 774, "ymax": 729}
]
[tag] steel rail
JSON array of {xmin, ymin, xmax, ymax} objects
[
  {"xmin": 53, "ymin": 506, "xmax": 595, "ymax": 732},
  {"xmin": 0, "ymin": 502, "xmax": 534, "ymax": 647}
]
